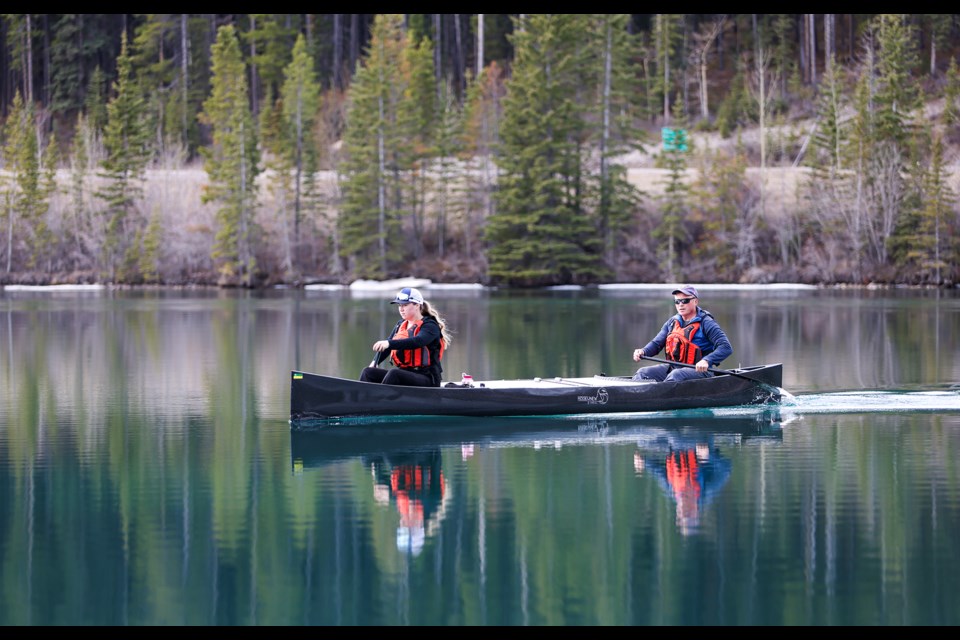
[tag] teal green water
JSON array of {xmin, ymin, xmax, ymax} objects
[{"xmin": 1, "ymin": 286, "xmax": 959, "ymax": 625}]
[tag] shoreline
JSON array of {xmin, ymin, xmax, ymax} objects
[{"xmin": 4, "ymin": 280, "xmax": 955, "ymax": 294}]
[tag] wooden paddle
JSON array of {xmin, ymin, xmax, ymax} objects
[{"xmin": 639, "ymin": 354, "xmax": 769, "ymax": 384}]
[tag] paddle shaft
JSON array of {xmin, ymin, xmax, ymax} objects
[{"xmin": 639, "ymin": 354, "xmax": 763, "ymax": 384}]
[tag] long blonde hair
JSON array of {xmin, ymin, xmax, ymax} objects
[{"xmin": 421, "ymin": 300, "xmax": 452, "ymax": 350}]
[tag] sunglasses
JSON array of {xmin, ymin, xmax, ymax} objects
[{"xmin": 674, "ymin": 297, "xmax": 695, "ymax": 305}]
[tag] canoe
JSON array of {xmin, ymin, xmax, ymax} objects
[{"xmin": 289, "ymin": 362, "xmax": 783, "ymax": 425}]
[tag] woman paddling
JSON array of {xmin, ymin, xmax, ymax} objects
[{"xmin": 359, "ymin": 287, "xmax": 452, "ymax": 387}]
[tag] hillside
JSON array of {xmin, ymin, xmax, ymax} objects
[{"xmin": 25, "ymin": 95, "xmax": 956, "ymax": 288}]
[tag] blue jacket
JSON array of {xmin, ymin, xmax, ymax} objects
[{"xmin": 642, "ymin": 307, "xmax": 732, "ymax": 367}]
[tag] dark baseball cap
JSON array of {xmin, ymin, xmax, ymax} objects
[{"xmin": 671, "ymin": 285, "xmax": 699, "ymax": 298}]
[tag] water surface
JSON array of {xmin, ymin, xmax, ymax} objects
[{"xmin": 1, "ymin": 285, "xmax": 958, "ymax": 625}]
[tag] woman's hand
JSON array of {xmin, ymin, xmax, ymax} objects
[
  {"xmin": 695, "ymin": 359, "xmax": 709, "ymax": 373},
  {"xmin": 373, "ymin": 340, "xmax": 390, "ymax": 352},
  {"xmin": 633, "ymin": 348, "xmax": 644, "ymax": 362}
]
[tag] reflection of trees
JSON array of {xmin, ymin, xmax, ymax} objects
[{"xmin": 4, "ymin": 293, "xmax": 960, "ymax": 623}]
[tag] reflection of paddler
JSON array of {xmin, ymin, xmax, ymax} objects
[
  {"xmin": 638, "ymin": 441, "xmax": 731, "ymax": 536},
  {"xmin": 368, "ymin": 450, "xmax": 446, "ymax": 556},
  {"xmin": 666, "ymin": 449, "xmax": 703, "ymax": 532}
]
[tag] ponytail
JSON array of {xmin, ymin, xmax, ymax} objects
[{"xmin": 420, "ymin": 300, "xmax": 452, "ymax": 350}]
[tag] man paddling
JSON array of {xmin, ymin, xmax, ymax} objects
[{"xmin": 631, "ymin": 285, "xmax": 732, "ymax": 382}]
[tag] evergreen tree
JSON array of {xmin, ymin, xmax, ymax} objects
[
  {"xmin": 68, "ymin": 113, "xmax": 93, "ymax": 269},
  {"xmin": 861, "ymin": 15, "xmax": 922, "ymax": 272},
  {"xmin": 652, "ymin": 94, "xmax": 691, "ymax": 282},
  {"xmin": 244, "ymin": 14, "xmax": 297, "ymax": 111},
  {"xmin": 281, "ymin": 33, "xmax": 321, "ymax": 245},
  {"xmin": 803, "ymin": 56, "xmax": 854, "ymax": 278},
  {"xmin": 199, "ymin": 24, "xmax": 261, "ymax": 287},
  {"xmin": 653, "ymin": 14, "xmax": 685, "ymax": 122},
  {"xmin": 48, "ymin": 14, "xmax": 87, "ymax": 120},
  {"xmin": 716, "ymin": 61, "xmax": 749, "ymax": 139},
  {"xmin": 96, "ymin": 31, "xmax": 152, "ymax": 283},
  {"xmin": 586, "ymin": 14, "xmax": 646, "ymax": 277},
  {"xmin": 771, "ymin": 14, "xmax": 795, "ymax": 102},
  {"xmin": 432, "ymin": 83, "xmax": 465, "ymax": 259},
  {"xmin": 461, "ymin": 61, "xmax": 505, "ymax": 265},
  {"xmin": 891, "ymin": 133, "xmax": 955, "ymax": 284},
  {"xmin": 85, "ymin": 65, "xmax": 110, "ymax": 137},
  {"xmin": 338, "ymin": 14, "xmax": 408, "ymax": 279},
  {"xmin": 259, "ymin": 97, "xmax": 296, "ymax": 278},
  {"xmin": 132, "ymin": 14, "xmax": 178, "ymax": 159},
  {"xmin": 139, "ymin": 211, "xmax": 163, "ymax": 283},
  {"xmin": 943, "ymin": 58, "xmax": 960, "ymax": 130},
  {"xmin": 398, "ymin": 34, "xmax": 438, "ymax": 258},
  {"xmin": 2, "ymin": 14, "xmax": 33, "ymax": 102},
  {"xmin": 873, "ymin": 15, "xmax": 921, "ymax": 151},
  {"xmin": 486, "ymin": 14, "xmax": 607, "ymax": 286},
  {"xmin": 1, "ymin": 91, "xmax": 54, "ymax": 272},
  {"xmin": 809, "ymin": 57, "xmax": 849, "ymax": 174}
]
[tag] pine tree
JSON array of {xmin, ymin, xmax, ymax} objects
[
  {"xmin": 85, "ymin": 65, "xmax": 109, "ymax": 136},
  {"xmin": 198, "ymin": 24, "xmax": 261, "ymax": 287},
  {"xmin": 96, "ymin": 31, "xmax": 152, "ymax": 282},
  {"xmin": 131, "ymin": 14, "xmax": 179, "ymax": 160},
  {"xmin": 68, "ymin": 113, "xmax": 93, "ymax": 269},
  {"xmin": 873, "ymin": 15, "xmax": 921, "ymax": 151},
  {"xmin": 891, "ymin": 133, "xmax": 955, "ymax": 283},
  {"xmin": 139, "ymin": 211, "xmax": 163, "ymax": 283},
  {"xmin": 48, "ymin": 14, "xmax": 87, "ymax": 119},
  {"xmin": 461, "ymin": 61, "xmax": 504, "ymax": 265},
  {"xmin": 244, "ymin": 13, "xmax": 296, "ymax": 110},
  {"xmin": 586, "ymin": 14, "xmax": 646, "ymax": 277},
  {"xmin": 486, "ymin": 14, "xmax": 607, "ymax": 286},
  {"xmin": 281, "ymin": 32, "xmax": 321, "ymax": 270},
  {"xmin": 1, "ymin": 91, "xmax": 54, "ymax": 272},
  {"xmin": 653, "ymin": 14, "xmax": 685, "ymax": 122},
  {"xmin": 716, "ymin": 62, "xmax": 749, "ymax": 139},
  {"xmin": 809, "ymin": 57, "xmax": 848, "ymax": 174},
  {"xmin": 943, "ymin": 57, "xmax": 960, "ymax": 130},
  {"xmin": 652, "ymin": 94, "xmax": 691, "ymax": 282},
  {"xmin": 259, "ymin": 97, "xmax": 295, "ymax": 278},
  {"xmin": 861, "ymin": 15, "xmax": 922, "ymax": 272},
  {"xmin": 398, "ymin": 34, "xmax": 438, "ymax": 259},
  {"xmin": 432, "ymin": 83, "xmax": 465, "ymax": 260},
  {"xmin": 338, "ymin": 14, "xmax": 408, "ymax": 279}
]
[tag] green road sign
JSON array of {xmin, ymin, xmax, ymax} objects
[{"xmin": 661, "ymin": 127, "xmax": 688, "ymax": 152}]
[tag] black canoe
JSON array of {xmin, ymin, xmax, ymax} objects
[{"xmin": 289, "ymin": 363, "xmax": 783, "ymax": 425}]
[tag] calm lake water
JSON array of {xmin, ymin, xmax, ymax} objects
[{"xmin": 1, "ymin": 284, "xmax": 959, "ymax": 625}]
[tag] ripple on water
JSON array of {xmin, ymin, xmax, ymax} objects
[{"xmin": 782, "ymin": 389, "xmax": 960, "ymax": 414}]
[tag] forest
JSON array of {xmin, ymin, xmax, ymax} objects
[{"xmin": 0, "ymin": 14, "xmax": 957, "ymax": 288}]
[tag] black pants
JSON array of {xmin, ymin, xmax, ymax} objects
[{"xmin": 359, "ymin": 366, "xmax": 435, "ymax": 387}]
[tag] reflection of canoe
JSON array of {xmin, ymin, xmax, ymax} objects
[
  {"xmin": 290, "ymin": 411, "xmax": 785, "ymax": 471},
  {"xmin": 289, "ymin": 363, "xmax": 782, "ymax": 424}
]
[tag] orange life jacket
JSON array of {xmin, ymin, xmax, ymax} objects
[
  {"xmin": 665, "ymin": 318, "xmax": 704, "ymax": 365},
  {"xmin": 665, "ymin": 450, "xmax": 702, "ymax": 499},
  {"xmin": 390, "ymin": 319, "xmax": 445, "ymax": 368}
]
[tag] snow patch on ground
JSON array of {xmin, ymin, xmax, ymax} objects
[{"xmin": 4, "ymin": 284, "xmax": 106, "ymax": 292}]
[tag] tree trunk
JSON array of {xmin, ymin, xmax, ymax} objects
[
  {"xmin": 333, "ymin": 14, "xmax": 343, "ymax": 90},
  {"xmin": 181, "ymin": 14, "xmax": 189, "ymax": 144},
  {"xmin": 477, "ymin": 14, "xmax": 484, "ymax": 78}
]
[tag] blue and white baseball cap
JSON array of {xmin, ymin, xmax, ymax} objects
[{"xmin": 391, "ymin": 287, "xmax": 424, "ymax": 305}]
